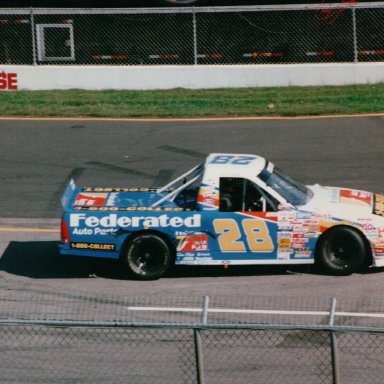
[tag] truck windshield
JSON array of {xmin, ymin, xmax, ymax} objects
[{"xmin": 259, "ymin": 164, "xmax": 314, "ymax": 206}]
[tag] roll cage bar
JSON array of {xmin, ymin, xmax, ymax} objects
[{"xmin": 151, "ymin": 164, "xmax": 204, "ymax": 207}]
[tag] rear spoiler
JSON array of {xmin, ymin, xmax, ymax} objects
[{"xmin": 61, "ymin": 179, "xmax": 77, "ymax": 209}]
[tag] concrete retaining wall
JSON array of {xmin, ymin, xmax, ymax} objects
[{"xmin": 1, "ymin": 63, "xmax": 384, "ymax": 91}]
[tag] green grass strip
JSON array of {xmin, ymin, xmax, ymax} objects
[{"xmin": 0, "ymin": 84, "xmax": 383, "ymax": 118}]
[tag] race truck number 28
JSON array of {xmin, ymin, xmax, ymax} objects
[
  {"xmin": 210, "ymin": 155, "xmax": 256, "ymax": 165},
  {"xmin": 213, "ymin": 218, "xmax": 274, "ymax": 253}
]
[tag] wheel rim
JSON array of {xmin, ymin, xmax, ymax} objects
[
  {"xmin": 129, "ymin": 238, "xmax": 167, "ymax": 277},
  {"xmin": 326, "ymin": 234, "xmax": 355, "ymax": 267}
]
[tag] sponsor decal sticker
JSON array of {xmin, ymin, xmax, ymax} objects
[
  {"xmin": 106, "ymin": 192, "xmax": 118, "ymax": 206},
  {"xmin": 373, "ymin": 247, "xmax": 384, "ymax": 257},
  {"xmin": 278, "ymin": 211, "xmax": 297, "ymax": 221},
  {"xmin": 74, "ymin": 193, "xmax": 108, "ymax": 207},
  {"xmin": 277, "ymin": 251, "xmax": 291, "ymax": 260},
  {"xmin": 278, "ymin": 231, "xmax": 293, "ymax": 238},
  {"xmin": 294, "ymin": 249, "xmax": 312, "ymax": 258},
  {"xmin": 279, "ymin": 224, "xmax": 294, "ymax": 231},
  {"xmin": 177, "ymin": 234, "xmax": 209, "ymax": 252},
  {"xmin": 70, "ymin": 242, "xmax": 116, "ymax": 251},
  {"xmin": 374, "ymin": 194, "xmax": 384, "ymax": 216},
  {"xmin": 278, "ymin": 238, "xmax": 291, "ymax": 249},
  {"xmin": 70, "ymin": 213, "xmax": 201, "ymax": 230},
  {"xmin": 197, "ymin": 187, "xmax": 220, "ymax": 210},
  {"xmin": 83, "ymin": 187, "xmax": 161, "ymax": 192},
  {"xmin": 339, "ymin": 189, "xmax": 372, "ymax": 207},
  {"xmin": 74, "ymin": 206, "xmax": 189, "ymax": 211},
  {"xmin": 292, "ymin": 238, "xmax": 308, "ymax": 249}
]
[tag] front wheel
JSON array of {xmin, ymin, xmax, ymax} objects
[
  {"xmin": 121, "ymin": 234, "xmax": 173, "ymax": 280},
  {"xmin": 315, "ymin": 226, "xmax": 367, "ymax": 276}
]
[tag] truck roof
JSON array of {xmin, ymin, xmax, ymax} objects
[{"xmin": 204, "ymin": 153, "xmax": 267, "ymax": 179}]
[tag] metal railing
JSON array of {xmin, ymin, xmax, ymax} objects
[
  {"xmin": 1, "ymin": 294, "xmax": 384, "ymax": 383},
  {"xmin": 1, "ymin": 3, "xmax": 384, "ymax": 65}
]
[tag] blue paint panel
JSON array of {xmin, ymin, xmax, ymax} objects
[{"xmin": 60, "ymin": 208, "xmax": 203, "ymax": 260}]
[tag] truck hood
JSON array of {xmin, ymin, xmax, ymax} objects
[{"xmin": 304, "ymin": 184, "xmax": 384, "ymax": 222}]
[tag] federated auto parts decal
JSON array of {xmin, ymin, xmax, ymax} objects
[{"xmin": 70, "ymin": 213, "xmax": 202, "ymax": 235}]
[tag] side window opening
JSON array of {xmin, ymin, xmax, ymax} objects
[
  {"xmin": 219, "ymin": 178, "xmax": 244, "ymax": 212},
  {"xmin": 173, "ymin": 172, "xmax": 203, "ymax": 209},
  {"xmin": 219, "ymin": 177, "xmax": 279, "ymax": 212}
]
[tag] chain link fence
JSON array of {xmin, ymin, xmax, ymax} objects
[
  {"xmin": 1, "ymin": 293, "xmax": 384, "ymax": 383},
  {"xmin": 1, "ymin": 3, "xmax": 384, "ymax": 66}
]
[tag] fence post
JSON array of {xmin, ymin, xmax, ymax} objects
[
  {"xmin": 30, "ymin": 7, "xmax": 37, "ymax": 66},
  {"xmin": 329, "ymin": 297, "xmax": 340, "ymax": 384},
  {"xmin": 352, "ymin": 6, "xmax": 358, "ymax": 63},
  {"xmin": 194, "ymin": 296, "xmax": 209, "ymax": 384},
  {"xmin": 192, "ymin": 8, "xmax": 198, "ymax": 65}
]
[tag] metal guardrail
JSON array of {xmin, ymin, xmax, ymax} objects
[
  {"xmin": 1, "ymin": 3, "xmax": 384, "ymax": 65},
  {"xmin": 1, "ymin": 294, "xmax": 384, "ymax": 383}
]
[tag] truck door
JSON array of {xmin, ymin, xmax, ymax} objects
[{"xmin": 205, "ymin": 177, "xmax": 279, "ymax": 264}]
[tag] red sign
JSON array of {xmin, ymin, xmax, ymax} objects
[
  {"xmin": 316, "ymin": 0, "xmax": 358, "ymax": 25},
  {"xmin": 340, "ymin": 189, "xmax": 372, "ymax": 207},
  {"xmin": 74, "ymin": 193, "xmax": 108, "ymax": 207},
  {"xmin": 0, "ymin": 72, "xmax": 18, "ymax": 90},
  {"xmin": 178, "ymin": 234, "xmax": 209, "ymax": 252}
]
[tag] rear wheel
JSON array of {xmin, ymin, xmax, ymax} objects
[
  {"xmin": 316, "ymin": 226, "xmax": 367, "ymax": 275},
  {"xmin": 121, "ymin": 234, "xmax": 173, "ymax": 280}
]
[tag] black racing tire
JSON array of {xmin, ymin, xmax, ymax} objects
[
  {"xmin": 315, "ymin": 226, "xmax": 367, "ymax": 276},
  {"xmin": 121, "ymin": 233, "xmax": 173, "ymax": 280}
]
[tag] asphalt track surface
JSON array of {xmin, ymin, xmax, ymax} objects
[{"xmin": 1, "ymin": 115, "xmax": 384, "ymax": 320}]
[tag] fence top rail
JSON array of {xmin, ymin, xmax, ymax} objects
[
  {"xmin": 2, "ymin": 296, "xmax": 384, "ymax": 328},
  {"xmin": 1, "ymin": 317, "xmax": 384, "ymax": 334},
  {"xmin": 0, "ymin": 2, "xmax": 384, "ymax": 15},
  {"xmin": 125, "ymin": 305, "xmax": 384, "ymax": 320}
]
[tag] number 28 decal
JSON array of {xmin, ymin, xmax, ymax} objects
[
  {"xmin": 210, "ymin": 155, "xmax": 256, "ymax": 165},
  {"xmin": 213, "ymin": 218, "xmax": 274, "ymax": 253}
]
